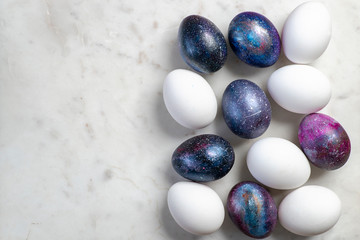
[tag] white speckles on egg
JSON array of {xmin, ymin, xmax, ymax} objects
[{"xmin": 222, "ymin": 79, "xmax": 271, "ymax": 139}]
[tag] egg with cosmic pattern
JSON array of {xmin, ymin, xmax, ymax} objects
[
  {"xmin": 227, "ymin": 181, "xmax": 277, "ymax": 239},
  {"xmin": 222, "ymin": 79, "xmax": 271, "ymax": 139},
  {"xmin": 178, "ymin": 15, "xmax": 227, "ymax": 73},
  {"xmin": 172, "ymin": 134, "xmax": 235, "ymax": 182},
  {"xmin": 228, "ymin": 12, "xmax": 281, "ymax": 67},
  {"xmin": 298, "ymin": 113, "xmax": 351, "ymax": 170}
]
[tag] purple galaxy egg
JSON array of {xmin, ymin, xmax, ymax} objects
[
  {"xmin": 178, "ymin": 15, "xmax": 227, "ymax": 74},
  {"xmin": 228, "ymin": 12, "xmax": 281, "ymax": 67},
  {"xmin": 227, "ymin": 181, "xmax": 277, "ymax": 239},
  {"xmin": 298, "ymin": 113, "xmax": 351, "ymax": 170},
  {"xmin": 222, "ymin": 79, "xmax": 271, "ymax": 139},
  {"xmin": 172, "ymin": 134, "xmax": 235, "ymax": 182}
]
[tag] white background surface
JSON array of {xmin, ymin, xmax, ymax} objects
[{"xmin": 0, "ymin": 0, "xmax": 359, "ymax": 239}]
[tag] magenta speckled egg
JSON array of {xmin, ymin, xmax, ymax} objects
[{"xmin": 298, "ymin": 113, "xmax": 351, "ymax": 170}]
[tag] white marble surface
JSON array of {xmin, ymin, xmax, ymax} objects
[{"xmin": 0, "ymin": 0, "xmax": 359, "ymax": 239}]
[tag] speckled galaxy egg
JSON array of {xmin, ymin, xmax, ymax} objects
[
  {"xmin": 227, "ymin": 181, "xmax": 277, "ymax": 239},
  {"xmin": 178, "ymin": 15, "xmax": 227, "ymax": 73},
  {"xmin": 222, "ymin": 79, "xmax": 271, "ymax": 139},
  {"xmin": 298, "ymin": 113, "xmax": 351, "ymax": 170},
  {"xmin": 172, "ymin": 134, "xmax": 234, "ymax": 182},
  {"xmin": 228, "ymin": 12, "xmax": 281, "ymax": 67}
]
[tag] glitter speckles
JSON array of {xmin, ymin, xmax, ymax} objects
[
  {"xmin": 228, "ymin": 12, "xmax": 281, "ymax": 67},
  {"xmin": 298, "ymin": 113, "xmax": 351, "ymax": 170},
  {"xmin": 172, "ymin": 134, "xmax": 235, "ymax": 182},
  {"xmin": 222, "ymin": 79, "xmax": 271, "ymax": 139},
  {"xmin": 227, "ymin": 181, "xmax": 277, "ymax": 239},
  {"xmin": 178, "ymin": 15, "xmax": 227, "ymax": 74}
]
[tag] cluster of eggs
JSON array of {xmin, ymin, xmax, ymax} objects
[{"xmin": 163, "ymin": 1, "xmax": 351, "ymax": 238}]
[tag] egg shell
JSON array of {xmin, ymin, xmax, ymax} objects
[
  {"xmin": 267, "ymin": 65, "xmax": 331, "ymax": 114},
  {"xmin": 228, "ymin": 11, "xmax": 281, "ymax": 67},
  {"xmin": 172, "ymin": 134, "xmax": 235, "ymax": 182},
  {"xmin": 163, "ymin": 69, "xmax": 217, "ymax": 129},
  {"xmin": 222, "ymin": 79, "xmax": 271, "ymax": 139},
  {"xmin": 279, "ymin": 185, "xmax": 341, "ymax": 236},
  {"xmin": 247, "ymin": 137, "xmax": 311, "ymax": 190},
  {"xmin": 227, "ymin": 181, "xmax": 277, "ymax": 239},
  {"xmin": 167, "ymin": 181, "xmax": 225, "ymax": 235},
  {"xmin": 178, "ymin": 15, "xmax": 227, "ymax": 73},
  {"xmin": 298, "ymin": 113, "xmax": 351, "ymax": 170},
  {"xmin": 282, "ymin": 1, "xmax": 332, "ymax": 64}
]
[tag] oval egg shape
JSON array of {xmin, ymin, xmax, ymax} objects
[
  {"xmin": 168, "ymin": 181, "xmax": 225, "ymax": 235},
  {"xmin": 227, "ymin": 181, "xmax": 277, "ymax": 238},
  {"xmin": 247, "ymin": 137, "xmax": 311, "ymax": 190},
  {"xmin": 298, "ymin": 113, "xmax": 351, "ymax": 170},
  {"xmin": 222, "ymin": 79, "xmax": 271, "ymax": 139},
  {"xmin": 282, "ymin": 1, "xmax": 332, "ymax": 63},
  {"xmin": 172, "ymin": 134, "xmax": 235, "ymax": 182},
  {"xmin": 279, "ymin": 185, "xmax": 341, "ymax": 236},
  {"xmin": 268, "ymin": 65, "xmax": 331, "ymax": 114},
  {"xmin": 163, "ymin": 69, "xmax": 217, "ymax": 129},
  {"xmin": 228, "ymin": 12, "xmax": 281, "ymax": 67},
  {"xmin": 178, "ymin": 15, "xmax": 227, "ymax": 73}
]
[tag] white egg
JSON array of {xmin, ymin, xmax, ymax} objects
[
  {"xmin": 163, "ymin": 69, "xmax": 217, "ymax": 129},
  {"xmin": 267, "ymin": 65, "xmax": 331, "ymax": 114},
  {"xmin": 247, "ymin": 137, "xmax": 311, "ymax": 190},
  {"xmin": 167, "ymin": 181, "xmax": 225, "ymax": 235},
  {"xmin": 282, "ymin": 1, "xmax": 332, "ymax": 63},
  {"xmin": 279, "ymin": 185, "xmax": 341, "ymax": 236}
]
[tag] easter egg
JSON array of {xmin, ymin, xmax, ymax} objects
[
  {"xmin": 178, "ymin": 15, "xmax": 227, "ymax": 73},
  {"xmin": 172, "ymin": 134, "xmax": 235, "ymax": 182},
  {"xmin": 282, "ymin": 1, "xmax": 332, "ymax": 64},
  {"xmin": 228, "ymin": 12, "xmax": 281, "ymax": 67},
  {"xmin": 267, "ymin": 65, "xmax": 331, "ymax": 114},
  {"xmin": 298, "ymin": 113, "xmax": 351, "ymax": 170},
  {"xmin": 222, "ymin": 79, "xmax": 271, "ymax": 139},
  {"xmin": 163, "ymin": 69, "xmax": 217, "ymax": 129},
  {"xmin": 279, "ymin": 185, "xmax": 341, "ymax": 236},
  {"xmin": 227, "ymin": 181, "xmax": 277, "ymax": 238},
  {"xmin": 168, "ymin": 182, "xmax": 225, "ymax": 235},
  {"xmin": 247, "ymin": 137, "xmax": 311, "ymax": 190}
]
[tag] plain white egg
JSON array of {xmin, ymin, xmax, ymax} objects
[
  {"xmin": 282, "ymin": 1, "xmax": 332, "ymax": 63},
  {"xmin": 247, "ymin": 137, "xmax": 311, "ymax": 190},
  {"xmin": 279, "ymin": 185, "xmax": 341, "ymax": 236},
  {"xmin": 163, "ymin": 69, "xmax": 217, "ymax": 129},
  {"xmin": 167, "ymin": 181, "xmax": 225, "ymax": 235},
  {"xmin": 267, "ymin": 65, "xmax": 331, "ymax": 114}
]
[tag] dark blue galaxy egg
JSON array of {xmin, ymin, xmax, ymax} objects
[
  {"xmin": 222, "ymin": 79, "xmax": 271, "ymax": 139},
  {"xmin": 178, "ymin": 15, "xmax": 227, "ymax": 74},
  {"xmin": 227, "ymin": 181, "xmax": 277, "ymax": 239},
  {"xmin": 228, "ymin": 12, "xmax": 281, "ymax": 67},
  {"xmin": 172, "ymin": 134, "xmax": 234, "ymax": 182}
]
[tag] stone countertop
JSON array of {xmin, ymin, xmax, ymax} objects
[{"xmin": 0, "ymin": 0, "xmax": 359, "ymax": 239}]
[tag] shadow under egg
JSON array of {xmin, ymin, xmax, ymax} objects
[
  {"xmin": 167, "ymin": 34, "xmax": 191, "ymax": 71},
  {"xmin": 265, "ymin": 90, "xmax": 304, "ymax": 144}
]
